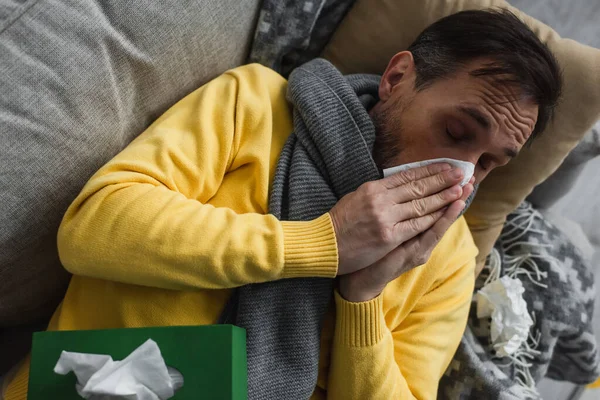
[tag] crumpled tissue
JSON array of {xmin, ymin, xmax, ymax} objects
[
  {"xmin": 476, "ymin": 276, "xmax": 534, "ymax": 357},
  {"xmin": 383, "ymin": 157, "xmax": 475, "ymax": 187},
  {"xmin": 54, "ymin": 339, "xmax": 184, "ymax": 400}
]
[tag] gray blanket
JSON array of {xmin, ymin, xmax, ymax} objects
[
  {"xmin": 248, "ymin": 0, "xmax": 357, "ymax": 77},
  {"xmin": 221, "ymin": 58, "xmax": 381, "ymax": 399},
  {"xmin": 439, "ymin": 202, "xmax": 600, "ymax": 399}
]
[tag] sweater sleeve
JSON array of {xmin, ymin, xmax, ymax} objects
[
  {"xmin": 57, "ymin": 66, "xmax": 338, "ymax": 291},
  {"xmin": 327, "ymin": 241, "xmax": 476, "ymax": 399}
]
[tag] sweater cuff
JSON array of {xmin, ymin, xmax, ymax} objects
[
  {"xmin": 280, "ymin": 213, "xmax": 338, "ymax": 279},
  {"xmin": 334, "ymin": 290, "xmax": 385, "ymax": 347}
]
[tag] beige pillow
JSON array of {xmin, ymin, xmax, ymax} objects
[{"xmin": 323, "ymin": 0, "xmax": 600, "ymax": 274}]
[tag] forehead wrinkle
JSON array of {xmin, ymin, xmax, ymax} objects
[
  {"xmin": 477, "ymin": 77, "xmax": 519, "ymax": 100},
  {"xmin": 501, "ymin": 98, "xmax": 536, "ymax": 136},
  {"xmin": 460, "ymin": 72, "xmax": 537, "ymax": 146},
  {"xmin": 470, "ymin": 84, "xmax": 535, "ymax": 145},
  {"xmin": 489, "ymin": 102, "xmax": 533, "ymax": 146}
]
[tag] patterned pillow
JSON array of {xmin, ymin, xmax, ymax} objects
[{"xmin": 439, "ymin": 202, "xmax": 600, "ymax": 399}]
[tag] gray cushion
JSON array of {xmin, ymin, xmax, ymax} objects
[
  {"xmin": 0, "ymin": 0, "xmax": 261, "ymax": 325},
  {"xmin": 528, "ymin": 121, "xmax": 600, "ymax": 209}
]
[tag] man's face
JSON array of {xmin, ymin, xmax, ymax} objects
[{"xmin": 371, "ymin": 52, "xmax": 539, "ymax": 184}]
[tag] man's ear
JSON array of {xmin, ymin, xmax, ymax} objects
[{"xmin": 379, "ymin": 51, "xmax": 416, "ymax": 102}]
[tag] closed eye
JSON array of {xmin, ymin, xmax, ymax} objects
[
  {"xmin": 446, "ymin": 125, "xmax": 471, "ymax": 142},
  {"xmin": 446, "ymin": 127, "xmax": 462, "ymax": 142}
]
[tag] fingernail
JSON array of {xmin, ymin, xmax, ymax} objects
[
  {"xmin": 450, "ymin": 185, "xmax": 462, "ymax": 196},
  {"xmin": 451, "ymin": 169, "xmax": 464, "ymax": 179},
  {"xmin": 440, "ymin": 163, "xmax": 452, "ymax": 171}
]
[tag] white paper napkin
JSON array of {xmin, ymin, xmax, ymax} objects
[
  {"xmin": 383, "ymin": 157, "xmax": 475, "ymax": 186},
  {"xmin": 54, "ymin": 339, "xmax": 184, "ymax": 400},
  {"xmin": 476, "ymin": 276, "xmax": 534, "ymax": 357}
]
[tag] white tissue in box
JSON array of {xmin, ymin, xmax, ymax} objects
[
  {"xmin": 383, "ymin": 157, "xmax": 475, "ymax": 186},
  {"xmin": 54, "ymin": 339, "xmax": 183, "ymax": 400},
  {"xmin": 476, "ymin": 276, "xmax": 534, "ymax": 357}
]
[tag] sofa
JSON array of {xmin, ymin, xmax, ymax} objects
[
  {"xmin": 0, "ymin": 0, "xmax": 264, "ymax": 375},
  {"xmin": 1, "ymin": 0, "xmax": 599, "ymax": 395}
]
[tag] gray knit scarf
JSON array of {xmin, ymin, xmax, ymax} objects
[{"xmin": 219, "ymin": 58, "xmax": 382, "ymax": 399}]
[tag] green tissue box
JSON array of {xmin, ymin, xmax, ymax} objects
[{"xmin": 28, "ymin": 325, "xmax": 247, "ymax": 400}]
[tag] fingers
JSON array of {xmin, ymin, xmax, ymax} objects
[
  {"xmin": 392, "ymin": 183, "xmax": 473, "ymax": 250},
  {"xmin": 353, "ymin": 191, "xmax": 474, "ymax": 289},
  {"xmin": 460, "ymin": 182, "xmax": 474, "ymax": 202},
  {"xmin": 380, "ymin": 163, "xmax": 452, "ymax": 189},
  {"xmin": 390, "ymin": 167, "xmax": 464, "ymax": 205},
  {"xmin": 417, "ymin": 199, "xmax": 465, "ymax": 257},
  {"xmin": 393, "ymin": 207, "xmax": 447, "ymax": 243},
  {"xmin": 396, "ymin": 183, "xmax": 463, "ymax": 220},
  {"xmin": 402, "ymin": 185, "xmax": 472, "ymax": 265}
]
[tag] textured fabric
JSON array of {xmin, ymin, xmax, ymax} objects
[
  {"xmin": 223, "ymin": 58, "xmax": 381, "ymax": 399},
  {"xmin": 438, "ymin": 202, "xmax": 600, "ymax": 399},
  {"xmin": 322, "ymin": 0, "xmax": 600, "ymax": 276},
  {"xmin": 508, "ymin": 0, "xmax": 600, "ymax": 49},
  {"xmin": 248, "ymin": 0, "xmax": 356, "ymax": 77},
  {"xmin": 0, "ymin": 323, "xmax": 43, "ymax": 376},
  {"xmin": 55, "ymin": 65, "xmax": 338, "ymax": 294},
  {"xmin": 0, "ymin": 0, "xmax": 261, "ymax": 326}
]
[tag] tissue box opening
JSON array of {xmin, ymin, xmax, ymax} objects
[{"xmin": 28, "ymin": 325, "xmax": 247, "ymax": 400}]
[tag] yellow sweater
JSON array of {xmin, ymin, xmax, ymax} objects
[{"xmin": 6, "ymin": 64, "xmax": 477, "ymax": 400}]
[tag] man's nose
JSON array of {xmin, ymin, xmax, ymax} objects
[
  {"xmin": 462, "ymin": 152, "xmax": 481, "ymax": 168},
  {"xmin": 434, "ymin": 151, "xmax": 482, "ymax": 183},
  {"xmin": 458, "ymin": 153, "xmax": 483, "ymax": 184}
]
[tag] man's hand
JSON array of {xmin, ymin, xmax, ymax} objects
[
  {"xmin": 338, "ymin": 179, "xmax": 474, "ymax": 302},
  {"xmin": 329, "ymin": 163, "xmax": 468, "ymax": 276}
]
